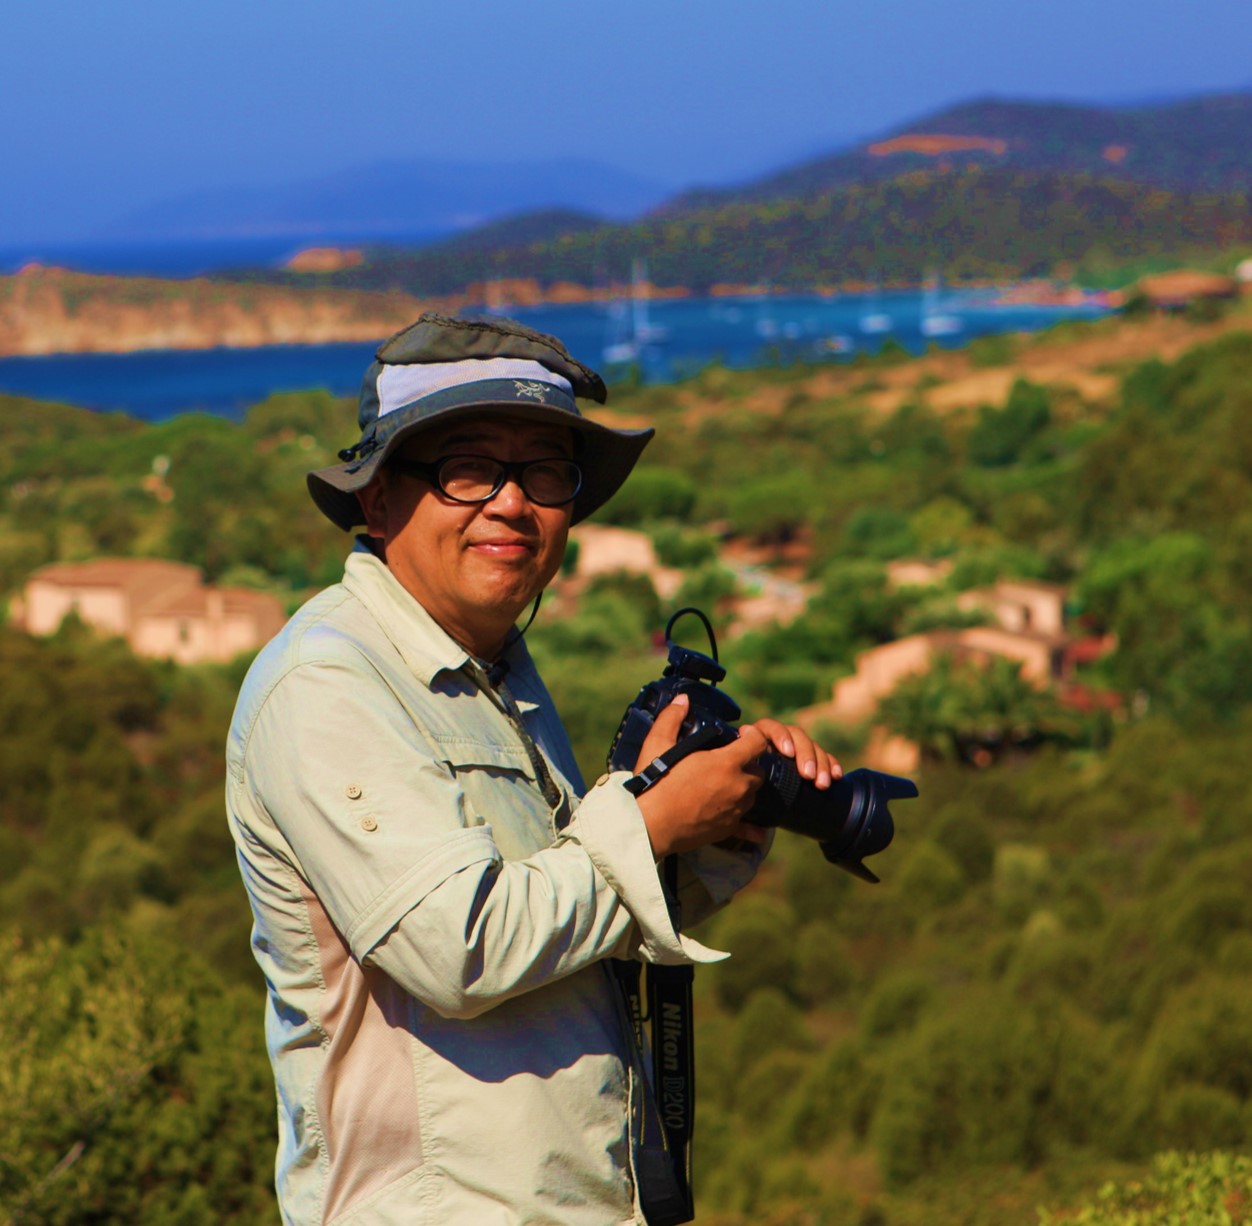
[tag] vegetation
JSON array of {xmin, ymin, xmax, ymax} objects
[
  {"xmin": 2, "ymin": 315, "xmax": 1251, "ymax": 1222},
  {"xmin": 238, "ymin": 96, "xmax": 1252, "ymax": 302},
  {"xmin": 253, "ymin": 169, "xmax": 1252, "ymax": 297},
  {"xmin": 689, "ymin": 95, "xmax": 1252, "ymax": 206}
]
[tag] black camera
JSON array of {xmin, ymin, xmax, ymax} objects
[{"xmin": 608, "ymin": 608, "xmax": 916, "ymax": 882}]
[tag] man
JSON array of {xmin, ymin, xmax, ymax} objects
[{"xmin": 227, "ymin": 313, "xmax": 838, "ymax": 1225}]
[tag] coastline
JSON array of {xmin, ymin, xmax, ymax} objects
[{"xmin": 0, "ymin": 262, "xmax": 1118, "ymax": 359}]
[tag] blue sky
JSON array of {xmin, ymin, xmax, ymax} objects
[{"xmin": 2, "ymin": 0, "xmax": 1249, "ymax": 243}]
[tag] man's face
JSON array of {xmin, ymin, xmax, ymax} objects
[{"xmin": 358, "ymin": 415, "xmax": 575, "ymax": 658}]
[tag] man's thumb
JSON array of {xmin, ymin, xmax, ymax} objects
[{"xmin": 633, "ymin": 692, "xmax": 690, "ymax": 771}]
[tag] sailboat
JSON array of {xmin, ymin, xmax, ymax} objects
[
  {"xmin": 920, "ymin": 270, "xmax": 963, "ymax": 338},
  {"xmin": 858, "ymin": 278, "xmax": 893, "ymax": 335},
  {"xmin": 603, "ymin": 259, "xmax": 667, "ymax": 364}
]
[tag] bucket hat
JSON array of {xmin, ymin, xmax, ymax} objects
[{"xmin": 308, "ymin": 313, "xmax": 653, "ymax": 530}]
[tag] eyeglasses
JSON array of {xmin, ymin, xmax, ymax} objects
[{"xmin": 388, "ymin": 453, "xmax": 583, "ymax": 507}]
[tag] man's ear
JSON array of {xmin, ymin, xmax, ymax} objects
[{"xmin": 356, "ymin": 474, "xmax": 388, "ymax": 539}]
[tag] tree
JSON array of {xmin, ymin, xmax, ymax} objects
[
  {"xmin": 967, "ymin": 378, "xmax": 1053, "ymax": 466},
  {"xmin": 1039, "ymin": 1152, "xmax": 1252, "ymax": 1225},
  {"xmin": 0, "ymin": 926, "xmax": 275, "ymax": 1225},
  {"xmin": 1080, "ymin": 533, "xmax": 1252, "ymax": 721},
  {"xmin": 879, "ymin": 652, "xmax": 1065, "ymax": 763}
]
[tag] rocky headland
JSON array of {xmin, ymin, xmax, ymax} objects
[{"xmin": 0, "ymin": 264, "xmax": 432, "ymax": 357}]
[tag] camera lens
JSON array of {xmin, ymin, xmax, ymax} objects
[{"xmin": 748, "ymin": 761, "xmax": 914, "ymax": 883}]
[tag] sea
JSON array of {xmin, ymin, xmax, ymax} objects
[{"xmin": 0, "ymin": 240, "xmax": 1113, "ymax": 421}]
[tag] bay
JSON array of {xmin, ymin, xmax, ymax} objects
[
  {"xmin": 0, "ymin": 290, "xmax": 1111, "ymax": 422},
  {"xmin": 0, "ymin": 231, "xmax": 447, "ymax": 279}
]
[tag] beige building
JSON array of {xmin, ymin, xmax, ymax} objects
[
  {"xmin": 822, "ymin": 580, "xmax": 1071, "ymax": 725},
  {"xmin": 12, "ymin": 558, "xmax": 287, "ymax": 665},
  {"xmin": 1135, "ymin": 269, "xmax": 1239, "ymax": 312},
  {"xmin": 568, "ymin": 524, "xmax": 686, "ymax": 601}
]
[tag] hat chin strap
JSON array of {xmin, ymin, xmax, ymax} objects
[{"xmin": 484, "ymin": 594, "xmax": 542, "ymax": 687}]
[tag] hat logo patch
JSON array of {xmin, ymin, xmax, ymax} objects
[{"xmin": 513, "ymin": 380, "xmax": 551, "ymax": 402}]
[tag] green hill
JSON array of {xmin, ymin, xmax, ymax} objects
[
  {"xmin": 3, "ymin": 316, "xmax": 1252, "ymax": 1223},
  {"xmin": 223, "ymin": 92, "xmax": 1252, "ymax": 299},
  {"xmin": 666, "ymin": 92, "xmax": 1252, "ymax": 210},
  {"xmin": 270, "ymin": 168, "xmax": 1252, "ymax": 295}
]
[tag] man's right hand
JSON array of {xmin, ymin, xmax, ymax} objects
[{"xmin": 632, "ymin": 693, "xmax": 842, "ymax": 860}]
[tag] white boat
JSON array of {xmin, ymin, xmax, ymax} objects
[
  {"xmin": 603, "ymin": 259, "xmax": 667, "ymax": 364},
  {"xmin": 920, "ymin": 270, "xmax": 963, "ymax": 338},
  {"xmin": 858, "ymin": 279, "xmax": 894, "ymax": 334}
]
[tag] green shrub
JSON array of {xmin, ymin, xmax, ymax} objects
[
  {"xmin": 894, "ymin": 841, "xmax": 967, "ymax": 918},
  {"xmin": 706, "ymin": 896, "xmax": 798, "ymax": 1010},
  {"xmin": 967, "ymin": 378, "xmax": 1053, "ymax": 467},
  {"xmin": 870, "ymin": 991, "xmax": 1070, "ymax": 1185},
  {"xmin": 993, "ymin": 843, "xmax": 1053, "ymax": 921},
  {"xmin": 650, "ymin": 523, "xmax": 718, "ymax": 568},
  {"xmin": 792, "ymin": 920, "xmax": 857, "ymax": 1006},
  {"xmin": 0, "ymin": 926, "xmax": 274, "ymax": 1225},
  {"xmin": 1038, "ymin": 1151, "xmax": 1252, "ymax": 1225},
  {"xmin": 860, "ymin": 972, "xmax": 933, "ymax": 1042},
  {"xmin": 968, "ymin": 332, "xmax": 1019, "ymax": 367},
  {"xmin": 599, "ymin": 466, "xmax": 698, "ymax": 524},
  {"xmin": 1136, "ymin": 975, "xmax": 1252, "ymax": 1106},
  {"xmin": 674, "ymin": 562, "xmax": 739, "ymax": 611},
  {"xmin": 928, "ymin": 807, "xmax": 996, "ymax": 883}
]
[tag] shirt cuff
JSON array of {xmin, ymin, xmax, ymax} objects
[{"xmin": 560, "ymin": 771, "xmax": 728, "ymax": 966}]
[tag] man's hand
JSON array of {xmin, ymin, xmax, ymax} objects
[{"xmin": 632, "ymin": 693, "xmax": 842, "ymax": 859}]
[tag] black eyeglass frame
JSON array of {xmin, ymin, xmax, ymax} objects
[{"xmin": 387, "ymin": 453, "xmax": 584, "ymax": 507}]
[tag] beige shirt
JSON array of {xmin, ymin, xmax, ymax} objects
[{"xmin": 226, "ymin": 546, "xmax": 763, "ymax": 1225}]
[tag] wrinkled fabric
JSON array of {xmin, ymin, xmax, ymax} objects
[{"xmin": 226, "ymin": 545, "xmax": 763, "ymax": 1225}]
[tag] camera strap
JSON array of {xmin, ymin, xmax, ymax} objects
[
  {"xmin": 610, "ymin": 854, "xmax": 696, "ymax": 1225},
  {"xmin": 649, "ymin": 856, "xmax": 697, "ymax": 1217},
  {"xmin": 624, "ymin": 724, "xmax": 726, "ymax": 797}
]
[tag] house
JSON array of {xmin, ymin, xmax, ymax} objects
[
  {"xmin": 798, "ymin": 579, "xmax": 1113, "ymax": 768},
  {"xmin": 824, "ymin": 581, "xmax": 1072, "ymax": 721},
  {"xmin": 1134, "ymin": 270, "xmax": 1239, "ymax": 313},
  {"xmin": 885, "ymin": 558, "xmax": 953, "ymax": 589},
  {"xmin": 567, "ymin": 524, "xmax": 685, "ymax": 600},
  {"xmin": 11, "ymin": 558, "xmax": 287, "ymax": 665}
]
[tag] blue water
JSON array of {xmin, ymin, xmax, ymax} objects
[
  {"xmin": 0, "ymin": 231, "xmax": 449, "ymax": 278},
  {"xmin": 0, "ymin": 290, "xmax": 1110, "ymax": 422}
]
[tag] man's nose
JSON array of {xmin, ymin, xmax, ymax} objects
[{"xmin": 484, "ymin": 475, "xmax": 529, "ymax": 515}]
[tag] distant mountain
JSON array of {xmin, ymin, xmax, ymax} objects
[
  {"xmin": 266, "ymin": 169, "xmax": 1252, "ymax": 297},
  {"xmin": 146, "ymin": 90, "xmax": 1252, "ymax": 297},
  {"xmin": 379, "ymin": 208, "xmax": 611, "ymax": 256},
  {"xmin": 657, "ymin": 93, "xmax": 1252, "ymax": 213},
  {"xmin": 99, "ymin": 158, "xmax": 674, "ymax": 244}
]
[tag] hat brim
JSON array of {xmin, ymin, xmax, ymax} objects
[{"xmin": 308, "ymin": 398, "xmax": 653, "ymax": 530}]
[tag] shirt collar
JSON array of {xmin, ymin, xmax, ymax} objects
[{"xmin": 341, "ymin": 538, "xmax": 538, "ymax": 699}]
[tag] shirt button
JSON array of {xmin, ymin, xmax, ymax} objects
[
  {"xmin": 594, "ymin": 773, "xmax": 611, "ymax": 788},
  {"xmin": 345, "ymin": 784, "xmax": 363, "ymax": 800},
  {"xmin": 360, "ymin": 816, "xmax": 378, "ymax": 832}
]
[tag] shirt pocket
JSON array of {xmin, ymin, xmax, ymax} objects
[{"xmin": 436, "ymin": 738, "xmax": 559, "ymax": 860}]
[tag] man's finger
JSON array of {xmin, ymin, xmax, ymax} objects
[
  {"xmin": 722, "ymin": 723, "xmax": 770, "ymax": 766},
  {"xmin": 751, "ymin": 717, "xmax": 795, "ymax": 757}
]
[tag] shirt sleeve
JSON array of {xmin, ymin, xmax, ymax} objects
[
  {"xmin": 239, "ymin": 657, "xmax": 725, "ymax": 1020},
  {"xmin": 674, "ymin": 835, "xmax": 774, "ymax": 930}
]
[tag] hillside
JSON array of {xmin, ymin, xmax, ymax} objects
[
  {"xmin": 273, "ymin": 169, "xmax": 1252, "ymax": 296},
  {"xmin": 3, "ymin": 309, "xmax": 1252, "ymax": 1223},
  {"xmin": 661, "ymin": 92, "xmax": 1252, "ymax": 211}
]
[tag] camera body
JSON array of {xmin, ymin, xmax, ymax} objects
[{"xmin": 609, "ymin": 614, "xmax": 916, "ymax": 882}]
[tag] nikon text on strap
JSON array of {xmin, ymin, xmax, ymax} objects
[{"xmin": 611, "ymin": 853, "xmax": 696, "ymax": 1226}]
